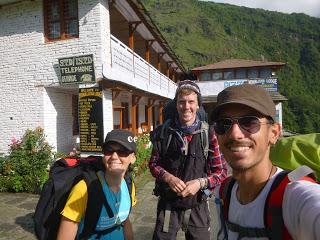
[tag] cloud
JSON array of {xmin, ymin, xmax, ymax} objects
[{"xmin": 204, "ymin": 0, "xmax": 320, "ymax": 18}]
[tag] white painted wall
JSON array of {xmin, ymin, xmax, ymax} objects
[
  {"xmin": 0, "ymin": 0, "xmax": 111, "ymax": 154},
  {"xmin": 44, "ymin": 88, "xmax": 74, "ymax": 153}
]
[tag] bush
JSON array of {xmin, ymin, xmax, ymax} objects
[
  {"xmin": 0, "ymin": 127, "xmax": 53, "ymax": 193},
  {"xmin": 133, "ymin": 134, "xmax": 152, "ymax": 177}
]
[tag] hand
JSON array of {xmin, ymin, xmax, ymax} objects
[
  {"xmin": 163, "ymin": 172, "xmax": 186, "ymax": 193},
  {"xmin": 179, "ymin": 179, "xmax": 201, "ymax": 197}
]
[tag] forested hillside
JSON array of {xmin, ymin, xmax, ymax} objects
[{"xmin": 140, "ymin": 0, "xmax": 320, "ymax": 133}]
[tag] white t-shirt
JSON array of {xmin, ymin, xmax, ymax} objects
[{"xmin": 213, "ymin": 168, "xmax": 320, "ymax": 240}]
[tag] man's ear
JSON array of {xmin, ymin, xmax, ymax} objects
[{"xmin": 270, "ymin": 122, "xmax": 281, "ymax": 145}]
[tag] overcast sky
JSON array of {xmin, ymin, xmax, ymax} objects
[{"xmin": 204, "ymin": 0, "xmax": 320, "ymax": 18}]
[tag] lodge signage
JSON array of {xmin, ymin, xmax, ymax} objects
[
  {"xmin": 224, "ymin": 78, "xmax": 278, "ymax": 92},
  {"xmin": 79, "ymin": 87, "xmax": 103, "ymax": 152},
  {"xmin": 58, "ymin": 54, "xmax": 95, "ymax": 84},
  {"xmin": 248, "ymin": 78, "xmax": 278, "ymax": 92}
]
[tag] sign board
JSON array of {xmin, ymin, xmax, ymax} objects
[
  {"xmin": 58, "ymin": 54, "xmax": 95, "ymax": 84},
  {"xmin": 224, "ymin": 78, "xmax": 278, "ymax": 92},
  {"xmin": 79, "ymin": 87, "xmax": 104, "ymax": 152},
  {"xmin": 248, "ymin": 78, "xmax": 278, "ymax": 92},
  {"xmin": 224, "ymin": 80, "xmax": 247, "ymax": 88}
]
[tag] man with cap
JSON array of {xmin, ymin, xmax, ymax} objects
[
  {"xmin": 57, "ymin": 129, "xmax": 136, "ymax": 240},
  {"xmin": 149, "ymin": 80, "xmax": 227, "ymax": 240},
  {"xmin": 211, "ymin": 84, "xmax": 320, "ymax": 239}
]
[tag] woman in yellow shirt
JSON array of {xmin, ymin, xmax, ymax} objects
[{"xmin": 57, "ymin": 129, "xmax": 137, "ymax": 240}]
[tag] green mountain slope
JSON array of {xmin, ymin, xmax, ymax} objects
[{"xmin": 140, "ymin": 0, "xmax": 320, "ymax": 134}]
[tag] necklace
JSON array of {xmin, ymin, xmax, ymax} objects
[
  {"xmin": 237, "ymin": 165, "xmax": 276, "ymax": 204},
  {"xmin": 109, "ymin": 188, "xmax": 122, "ymax": 225},
  {"xmin": 110, "ymin": 189, "xmax": 120, "ymax": 207}
]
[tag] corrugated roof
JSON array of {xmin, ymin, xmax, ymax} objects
[{"xmin": 192, "ymin": 59, "xmax": 286, "ymax": 71}]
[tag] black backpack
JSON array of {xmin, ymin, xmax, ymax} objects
[{"xmin": 33, "ymin": 156, "xmax": 134, "ymax": 240}]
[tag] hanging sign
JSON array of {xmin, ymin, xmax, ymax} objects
[{"xmin": 58, "ymin": 54, "xmax": 95, "ymax": 84}]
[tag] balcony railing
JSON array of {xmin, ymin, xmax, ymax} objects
[
  {"xmin": 197, "ymin": 78, "xmax": 278, "ymax": 96},
  {"xmin": 109, "ymin": 35, "xmax": 177, "ymax": 99}
]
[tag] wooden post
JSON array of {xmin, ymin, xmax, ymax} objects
[
  {"xmin": 166, "ymin": 62, "xmax": 173, "ymax": 77},
  {"xmin": 147, "ymin": 99, "xmax": 156, "ymax": 132},
  {"xmin": 157, "ymin": 53, "xmax": 164, "ymax": 71},
  {"xmin": 145, "ymin": 40, "xmax": 154, "ymax": 63},
  {"xmin": 131, "ymin": 95, "xmax": 141, "ymax": 135},
  {"xmin": 128, "ymin": 22, "xmax": 141, "ymax": 51},
  {"xmin": 159, "ymin": 101, "xmax": 164, "ymax": 124}
]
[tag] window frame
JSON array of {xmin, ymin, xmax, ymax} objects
[{"xmin": 43, "ymin": 0, "xmax": 79, "ymax": 42}]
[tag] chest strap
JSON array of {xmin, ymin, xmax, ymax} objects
[{"xmin": 226, "ymin": 220, "xmax": 269, "ymax": 239}]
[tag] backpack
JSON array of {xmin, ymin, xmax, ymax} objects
[
  {"xmin": 33, "ymin": 156, "xmax": 134, "ymax": 240},
  {"xmin": 218, "ymin": 166, "xmax": 316, "ymax": 240},
  {"xmin": 270, "ymin": 133, "xmax": 320, "ymax": 180}
]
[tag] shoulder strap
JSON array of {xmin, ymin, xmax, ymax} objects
[
  {"xmin": 217, "ymin": 176, "xmax": 235, "ymax": 239},
  {"xmin": 264, "ymin": 170, "xmax": 290, "ymax": 239},
  {"xmin": 219, "ymin": 176, "xmax": 235, "ymax": 221},
  {"xmin": 264, "ymin": 167, "xmax": 316, "ymax": 240},
  {"xmin": 79, "ymin": 170, "xmax": 114, "ymax": 239},
  {"xmin": 124, "ymin": 172, "xmax": 134, "ymax": 210},
  {"xmin": 219, "ymin": 176, "xmax": 270, "ymax": 239},
  {"xmin": 200, "ymin": 121, "xmax": 209, "ymax": 159},
  {"xmin": 159, "ymin": 119, "xmax": 173, "ymax": 157}
]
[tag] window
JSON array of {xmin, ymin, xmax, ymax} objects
[
  {"xmin": 200, "ymin": 71, "xmax": 211, "ymax": 81},
  {"xmin": 248, "ymin": 69, "xmax": 259, "ymax": 79},
  {"xmin": 212, "ymin": 71, "xmax": 223, "ymax": 80},
  {"xmin": 260, "ymin": 68, "xmax": 272, "ymax": 78},
  {"xmin": 224, "ymin": 70, "xmax": 234, "ymax": 80},
  {"xmin": 236, "ymin": 69, "xmax": 246, "ymax": 79},
  {"xmin": 44, "ymin": 0, "xmax": 79, "ymax": 41}
]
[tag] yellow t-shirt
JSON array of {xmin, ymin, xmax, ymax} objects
[
  {"xmin": 61, "ymin": 180, "xmax": 88, "ymax": 222},
  {"xmin": 61, "ymin": 178, "xmax": 137, "ymax": 222}
]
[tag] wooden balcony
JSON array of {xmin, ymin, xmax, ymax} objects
[{"xmin": 102, "ymin": 35, "xmax": 177, "ymax": 99}]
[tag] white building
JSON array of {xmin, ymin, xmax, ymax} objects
[
  {"xmin": 0, "ymin": 0, "xmax": 186, "ymax": 155},
  {"xmin": 192, "ymin": 59, "xmax": 287, "ymax": 126}
]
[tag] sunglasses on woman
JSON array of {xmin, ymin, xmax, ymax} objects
[
  {"xmin": 213, "ymin": 116, "xmax": 274, "ymax": 135},
  {"xmin": 103, "ymin": 146, "xmax": 133, "ymax": 157}
]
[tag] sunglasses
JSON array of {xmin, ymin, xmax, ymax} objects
[
  {"xmin": 103, "ymin": 146, "xmax": 132, "ymax": 157},
  {"xmin": 213, "ymin": 116, "xmax": 274, "ymax": 135}
]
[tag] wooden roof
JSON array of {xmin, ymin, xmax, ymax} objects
[
  {"xmin": 192, "ymin": 59, "xmax": 286, "ymax": 71},
  {"xmin": 202, "ymin": 91, "xmax": 287, "ymax": 103}
]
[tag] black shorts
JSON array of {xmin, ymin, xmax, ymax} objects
[{"xmin": 152, "ymin": 199, "xmax": 211, "ymax": 240}]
